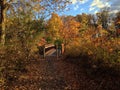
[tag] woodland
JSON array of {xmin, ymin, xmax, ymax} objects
[{"xmin": 0, "ymin": 0, "xmax": 120, "ymax": 90}]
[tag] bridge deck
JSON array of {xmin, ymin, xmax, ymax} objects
[{"xmin": 45, "ymin": 48, "xmax": 56, "ymax": 56}]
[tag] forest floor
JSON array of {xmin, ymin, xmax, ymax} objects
[{"xmin": 2, "ymin": 56, "xmax": 120, "ymax": 90}]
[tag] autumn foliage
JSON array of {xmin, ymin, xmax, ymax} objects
[
  {"xmin": 0, "ymin": 1, "xmax": 120, "ymax": 89},
  {"xmin": 47, "ymin": 13, "xmax": 63, "ymax": 41}
]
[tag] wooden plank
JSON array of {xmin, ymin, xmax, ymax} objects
[{"xmin": 45, "ymin": 44, "xmax": 55, "ymax": 49}]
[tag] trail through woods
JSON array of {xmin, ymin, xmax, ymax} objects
[{"xmin": 2, "ymin": 57, "xmax": 120, "ymax": 90}]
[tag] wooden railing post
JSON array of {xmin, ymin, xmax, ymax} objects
[
  {"xmin": 43, "ymin": 44, "xmax": 45, "ymax": 59},
  {"xmin": 56, "ymin": 43, "xmax": 58, "ymax": 59},
  {"xmin": 61, "ymin": 43, "xmax": 64, "ymax": 55}
]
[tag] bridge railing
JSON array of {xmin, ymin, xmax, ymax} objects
[
  {"xmin": 37, "ymin": 43, "xmax": 64, "ymax": 58},
  {"xmin": 37, "ymin": 44, "xmax": 55, "ymax": 54}
]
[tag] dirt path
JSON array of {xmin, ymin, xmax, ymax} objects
[{"xmin": 5, "ymin": 57, "xmax": 120, "ymax": 90}]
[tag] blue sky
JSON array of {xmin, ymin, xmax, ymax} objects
[{"xmin": 60, "ymin": 0, "xmax": 120, "ymax": 16}]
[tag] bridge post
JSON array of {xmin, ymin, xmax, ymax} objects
[
  {"xmin": 56, "ymin": 44, "xmax": 58, "ymax": 59},
  {"xmin": 61, "ymin": 43, "xmax": 64, "ymax": 55},
  {"xmin": 43, "ymin": 44, "xmax": 45, "ymax": 59}
]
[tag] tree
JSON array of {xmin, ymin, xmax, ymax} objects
[
  {"xmin": 75, "ymin": 13, "xmax": 92, "ymax": 32},
  {"xmin": 61, "ymin": 17, "xmax": 80, "ymax": 46},
  {"xmin": 115, "ymin": 11, "xmax": 120, "ymax": 36},
  {"xmin": 0, "ymin": 0, "xmax": 7, "ymax": 45},
  {"xmin": 47, "ymin": 13, "xmax": 63, "ymax": 41},
  {"xmin": 0, "ymin": 0, "xmax": 70, "ymax": 46},
  {"xmin": 96, "ymin": 9, "xmax": 109, "ymax": 30}
]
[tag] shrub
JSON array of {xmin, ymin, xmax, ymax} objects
[
  {"xmin": 65, "ymin": 38, "xmax": 81, "ymax": 57},
  {"xmin": 0, "ymin": 30, "xmax": 32, "ymax": 88},
  {"xmin": 65, "ymin": 35, "xmax": 120, "ymax": 74}
]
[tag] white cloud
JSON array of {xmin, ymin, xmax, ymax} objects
[
  {"xmin": 109, "ymin": 10, "xmax": 119, "ymax": 14},
  {"xmin": 89, "ymin": 7, "xmax": 95, "ymax": 11},
  {"xmin": 71, "ymin": 0, "xmax": 88, "ymax": 4},
  {"xmin": 71, "ymin": 0, "xmax": 77, "ymax": 4},
  {"xmin": 94, "ymin": 10, "xmax": 98, "ymax": 14},
  {"xmin": 89, "ymin": 0, "xmax": 111, "ymax": 14},
  {"xmin": 71, "ymin": 0, "xmax": 89, "ymax": 11},
  {"xmin": 74, "ymin": 5, "xmax": 79, "ymax": 10},
  {"xmin": 91, "ymin": 0, "xmax": 110, "ymax": 8},
  {"xmin": 110, "ymin": 0, "xmax": 120, "ymax": 13},
  {"xmin": 79, "ymin": 0, "xmax": 89, "ymax": 4},
  {"xmin": 80, "ymin": 8, "xmax": 84, "ymax": 11},
  {"xmin": 91, "ymin": 0, "xmax": 120, "ymax": 14}
]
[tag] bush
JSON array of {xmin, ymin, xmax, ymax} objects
[
  {"xmin": 65, "ymin": 38, "xmax": 81, "ymax": 57},
  {"xmin": 54, "ymin": 39, "xmax": 63, "ymax": 45},
  {"xmin": 0, "ymin": 30, "xmax": 31, "ymax": 88},
  {"xmin": 65, "ymin": 36, "xmax": 120, "ymax": 74},
  {"xmin": 46, "ymin": 37, "xmax": 53, "ymax": 44}
]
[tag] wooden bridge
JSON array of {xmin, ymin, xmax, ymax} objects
[{"xmin": 37, "ymin": 44, "xmax": 64, "ymax": 59}]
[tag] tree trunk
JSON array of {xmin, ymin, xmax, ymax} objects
[
  {"xmin": 0, "ymin": 1, "xmax": 3, "ymax": 40},
  {"xmin": 0, "ymin": 0, "xmax": 6, "ymax": 46}
]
